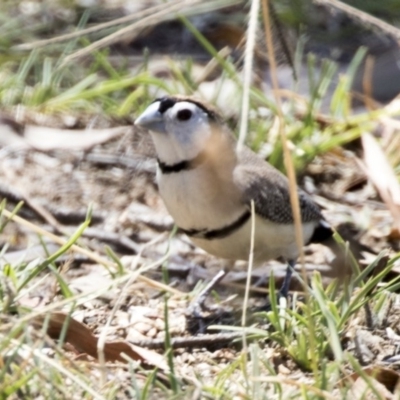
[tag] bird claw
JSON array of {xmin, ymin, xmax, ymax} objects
[
  {"xmin": 186, "ymin": 303, "xmax": 235, "ymax": 335},
  {"xmin": 185, "ymin": 270, "xmax": 229, "ymax": 334}
]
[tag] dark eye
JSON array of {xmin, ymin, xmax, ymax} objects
[{"xmin": 176, "ymin": 109, "xmax": 192, "ymax": 121}]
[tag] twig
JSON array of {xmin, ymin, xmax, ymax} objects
[
  {"xmin": 0, "ymin": 184, "xmax": 63, "ymax": 234},
  {"xmin": 84, "ymin": 152, "xmax": 156, "ymax": 174},
  {"xmin": 0, "ymin": 184, "xmax": 25, "ymax": 204},
  {"xmin": 130, "ymin": 332, "xmax": 243, "ymax": 350},
  {"xmin": 47, "ymin": 207, "xmax": 104, "ymax": 225},
  {"xmin": 0, "ymin": 184, "xmax": 104, "ymax": 226},
  {"xmin": 313, "ymin": 0, "xmax": 400, "ymax": 42},
  {"xmin": 61, "ymin": 0, "xmax": 199, "ymax": 66},
  {"xmin": 61, "ymin": 0, "xmax": 242, "ymax": 66},
  {"xmin": 14, "ymin": 1, "xmax": 180, "ymax": 50},
  {"xmin": 82, "ymin": 227, "xmax": 141, "ymax": 254}
]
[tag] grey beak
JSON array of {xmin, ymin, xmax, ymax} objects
[{"xmin": 134, "ymin": 101, "xmax": 166, "ymax": 133}]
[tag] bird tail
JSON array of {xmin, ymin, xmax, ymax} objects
[{"xmin": 309, "ymin": 219, "xmax": 334, "ymax": 244}]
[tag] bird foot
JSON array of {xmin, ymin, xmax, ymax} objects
[
  {"xmin": 186, "ymin": 270, "xmax": 235, "ymax": 334},
  {"xmin": 186, "ymin": 302, "xmax": 233, "ymax": 335}
]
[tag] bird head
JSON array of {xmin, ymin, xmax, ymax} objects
[{"xmin": 134, "ymin": 96, "xmax": 227, "ymax": 164}]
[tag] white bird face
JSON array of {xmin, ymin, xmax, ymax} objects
[{"xmin": 135, "ymin": 97, "xmax": 217, "ymax": 163}]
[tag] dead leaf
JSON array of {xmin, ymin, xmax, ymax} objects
[
  {"xmin": 360, "ymin": 132, "xmax": 400, "ymax": 234},
  {"xmin": 31, "ymin": 312, "xmax": 168, "ymax": 371},
  {"xmin": 26, "ymin": 125, "xmax": 130, "ymax": 151},
  {"xmin": 339, "ymin": 366, "xmax": 400, "ymax": 398},
  {"xmin": 347, "ymin": 376, "xmax": 393, "ymax": 400},
  {"xmin": 388, "ymin": 227, "xmax": 400, "ymax": 241},
  {"xmin": 0, "ymin": 122, "xmax": 130, "ymax": 151},
  {"xmin": 0, "ymin": 118, "xmax": 27, "ymax": 147}
]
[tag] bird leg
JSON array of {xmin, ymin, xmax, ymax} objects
[
  {"xmin": 252, "ymin": 260, "xmax": 296, "ymax": 312},
  {"xmin": 278, "ymin": 259, "xmax": 296, "ymax": 299}
]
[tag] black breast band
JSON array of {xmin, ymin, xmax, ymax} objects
[
  {"xmin": 157, "ymin": 151, "xmax": 206, "ymax": 174},
  {"xmin": 179, "ymin": 210, "xmax": 251, "ymax": 240}
]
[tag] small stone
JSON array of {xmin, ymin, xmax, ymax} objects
[
  {"xmin": 147, "ymin": 327, "xmax": 158, "ymax": 338},
  {"xmin": 155, "ymin": 318, "xmax": 165, "ymax": 331},
  {"xmin": 133, "ymin": 322, "xmax": 152, "ymax": 334},
  {"xmin": 126, "ymin": 329, "xmax": 149, "ymax": 342},
  {"xmin": 278, "ymin": 364, "xmax": 291, "ymax": 375}
]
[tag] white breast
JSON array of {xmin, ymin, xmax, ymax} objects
[{"xmin": 157, "ymin": 165, "xmax": 244, "ymax": 231}]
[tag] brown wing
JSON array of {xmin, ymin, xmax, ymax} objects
[{"xmin": 233, "ymin": 148, "xmax": 322, "ymax": 224}]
